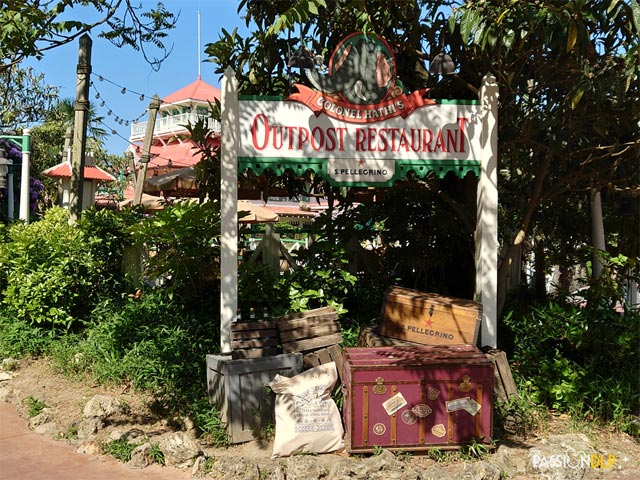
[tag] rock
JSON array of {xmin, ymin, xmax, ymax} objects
[
  {"xmin": 108, "ymin": 427, "xmax": 146, "ymax": 443},
  {"xmin": 0, "ymin": 358, "xmax": 18, "ymax": 371},
  {"xmin": 419, "ymin": 465, "xmax": 455, "ymax": 480},
  {"xmin": 527, "ymin": 433, "xmax": 594, "ymax": 480},
  {"xmin": 158, "ymin": 431, "xmax": 202, "ymax": 467},
  {"xmin": 0, "ymin": 385, "xmax": 18, "ymax": 403},
  {"xmin": 82, "ymin": 394, "xmax": 122, "ymax": 419},
  {"xmin": 190, "ymin": 455, "xmax": 207, "ymax": 476},
  {"xmin": 329, "ymin": 450, "xmax": 425, "ymax": 480},
  {"xmin": 77, "ymin": 417, "xmax": 104, "ymax": 440},
  {"xmin": 458, "ymin": 461, "xmax": 502, "ymax": 480},
  {"xmin": 282, "ymin": 455, "xmax": 329, "ymax": 479},
  {"xmin": 129, "ymin": 442, "xmax": 153, "ymax": 469},
  {"xmin": 28, "ymin": 408, "xmax": 53, "ymax": 428},
  {"xmin": 77, "ymin": 441, "xmax": 102, "ymax": 456},
  {"xmin": 493, "ymin": 443, "xmax": 531, "ymax": 477},
  {"xmin": 33, "ymin": 421, "xmax": 62, "ymax": 438},
  {"xmin": 206, "ymin": 456, "xmax": 263, "ymax": 480},
  {"xmin": 0, "ymin": 372, "xmax": 12, "ymax": 382}
]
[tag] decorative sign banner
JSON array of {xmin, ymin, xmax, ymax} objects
[
  {"xmin": 239, "ymin": 100, "xmax": 480, "ymax": 163},
  {"xmin": 237, "ymin": 32, "xmax": 483, "ymax": 187}
]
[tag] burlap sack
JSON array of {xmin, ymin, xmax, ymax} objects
[{"xmin": 267, "ymin": 362, "xmax": 344, "ymax": 458}]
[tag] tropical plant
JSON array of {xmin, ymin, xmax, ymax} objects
[{"xmin": 205, "ymin": 0, "xmax": 639, "ymax": 316}]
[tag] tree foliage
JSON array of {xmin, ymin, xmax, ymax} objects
[
  {"xmin": 0, "ymin": 0, "xmax": 178, "ymax": 71},
  {"xmin": 205, "ymin": 0, "xmax": 639, "ymax": 313},
  {"xmin": 0, "ymin": 65, "xmax": 59, "ymax": 128}
]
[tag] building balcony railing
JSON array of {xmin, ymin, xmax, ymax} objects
[{"xmin": 130, "ymin": 112, "xmax": 221, "ymax": 142}]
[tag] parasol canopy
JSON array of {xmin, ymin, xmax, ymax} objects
[
  {"xmin": 121, "ymin": 187, "xmax": 278, "ymax": 223},
  {"xmin": 143, "ymin": 167, "xmax": 199, "ymax": 196},
  {"xmin": 237, "ymin": 200, "xmax": 279, "ymax": 224}
]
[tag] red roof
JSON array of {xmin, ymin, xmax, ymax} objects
[
  {"xmin": 42, "ymin": 162, "xmax": 116, "ymax": 182},
  {"xmin": 148, "ymin": 142, "xmax": 202, "ymax": 169},
  {"xmin": 162, "ymin": 77, "xmax": 221, "ymax": 104}
]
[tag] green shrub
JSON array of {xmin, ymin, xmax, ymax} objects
[
  {"xmin": 503, "ymin": 300, "xmax": 640, "ymax": 429},
  {"xmin": 26, "ymin": 396, "xmax": 47, "ymax": 417},
  {"xmin": 50, "ymin": 291, "xmax": 217, "ymax": 409},
  {"xmin": 0, "ymin": 207, "xmax": 102, "ymax": 329},
  {"xmin": 127, "ymin": 201, "xmax": 221, "ymax": 303},
  {"xmin": 190, "ymin": 397, "xmax": 229, "ymax": 447},
  {"xmin": 78, "ymin": 206, "xmax": 144, "ymax": 293},
  {"xmin": 0, "ymin": 313, "xmax": 55, "ymax": 358}
]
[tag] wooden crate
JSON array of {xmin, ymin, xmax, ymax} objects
[
  {"xmin": 206, "ymin": 353, "xmax": 302, "ymax": 443},
  {"xmin": 358, "ymin": 325, "xmax": 425, "ymax": 348},
  {"xmin": 482, "ymin": 347, "xmax": 519, "ymax": 403},
  {"xmin": 276, "ymin": 306, "xmax": 342, "ymax": 354},
  {"xmin": 276, "ymin": 306, "xmax": 344, "ymax": 382},
  {"xmin": 231, "ymin": 320, "xmax": 278, "ymax": 359},
  {"xmin": 380, "ymin": 287, "xmax": 481, "ymax": 346},
  {"xmin": 343, "ymin": 346, "xmax": 494, "ymax": 453}
]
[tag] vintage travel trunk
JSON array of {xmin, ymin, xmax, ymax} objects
[
  {"xmin": 342, "ymin": 346, "xmax": 493, "ymax": 453},
  {"xmin": 380, "ymin": 287, "xmax": 482, "ymax": 346}
]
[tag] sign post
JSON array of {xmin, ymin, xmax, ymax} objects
[{"xmin": 220, "ymin": 67, "xmax": 239, "ymax": 353}]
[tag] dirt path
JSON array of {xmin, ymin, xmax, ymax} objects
[{"xmin": 0, "ymin": 402, "xmax": 192, "ymax": 480}]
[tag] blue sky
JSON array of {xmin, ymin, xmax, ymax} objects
[{"xmin": 23, "ymin": 0, "xmax": 251, "ymax": 155}]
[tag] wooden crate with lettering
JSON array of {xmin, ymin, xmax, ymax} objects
[
  {"xmin": 342, "ymin": 346, "xmax": 494, "ymax": 453},
  {"xmin": 380, "ymin": 287, "xmax": 482, "ymax": 346}
]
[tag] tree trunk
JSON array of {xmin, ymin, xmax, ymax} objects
[
  {"xmin": 590, "ymin": 188, "xmax": 606, "ymax": 279},
  {"xmin": 497, "ymin": 152, "xmax": 552, "ymax": 316}
]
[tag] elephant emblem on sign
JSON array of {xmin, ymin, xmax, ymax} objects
[{"xmin": 306, "ymin": 33, "xmax": 395, "ymax": 105}]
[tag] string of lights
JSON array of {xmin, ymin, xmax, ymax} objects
[
  {"xmin": 96, "ymin": 118, "xmax": 138, "ymax": 150},
  {"xmin": 91, "ymin": 72, "xmax": 161, "ymax": 104},
  {"xmin": 90, "ymin": 71, "xmax": 165, "ymax": 127}
]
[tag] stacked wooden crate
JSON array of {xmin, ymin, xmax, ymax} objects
[
  {"xmin": 230, "ymin": 316, "xmax": 278, "ymax": 359},
  {"xmin": 276, "ymin": 306, "xmax": 344, "ymax": 378}
]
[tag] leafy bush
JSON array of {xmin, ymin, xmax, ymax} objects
[
  {"xmin": 128, "ymin": 201, "xmax": 221, "ymax": 303},
  {"xmin": 0, "ymin": 207, "xmax": 102, "ymax": 329},
  {"xmin": 77, "ymin": 206, "xmax": 144, "ymax": 293},
  {"xmin": 26, "ymin": 396, "xmax": 47, "ymax": 418},
  {"xmin": 503, "ymin": 300, "xmax": 640, "ymax": 430},
  {"xmin": 0, "ymin": 313, "xmax": 55, "ymax": 358},
  {"xmin": 285, "ymin": 238, "xmax": 356, "ymax": 313},
  {"xmin": 102, "ymin": 438, "xmax": 137, "ymax": 462},
  {"xmin": 237, "ymin": 262, "xmax": 289, "ymax": 317}
]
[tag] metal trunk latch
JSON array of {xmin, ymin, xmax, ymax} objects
[{"xmin": 373, "ymin": 377, "xmax": 387, "ymax": 395}]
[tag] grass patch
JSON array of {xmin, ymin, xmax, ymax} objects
[
  {"xmin": 102, "ymin": 438, "xmax": 138, "ymax": 463},
  {"xmin": 26, "ymin": 396, "xmax": 47, "ymax": 418}
]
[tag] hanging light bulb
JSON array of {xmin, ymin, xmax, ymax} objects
[
  {"xmin": 98, "ymin": 75, "xmax": 104, "ymax": 81},
  {"xmin": 107, "ymin": 109, "xmax": 112, "ymax": 116},
  {"xmin": 139, "ymin": 94, "xmax": 145, "ymax": 101},
  {"xmin": 100, "ymin": 101, "xmax": 105, "ymax": 107},
  {"xmin": 121, "ymin": 87, "xmax": 127, "ymax": 94},
  {"xmin": 95, "ymin": 92, "xmax": 100, "ymax": 99}
]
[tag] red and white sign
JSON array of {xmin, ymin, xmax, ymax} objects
[{"xmin": 238, "ymin": 99, "xmax": 481, "ymax": 163}]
